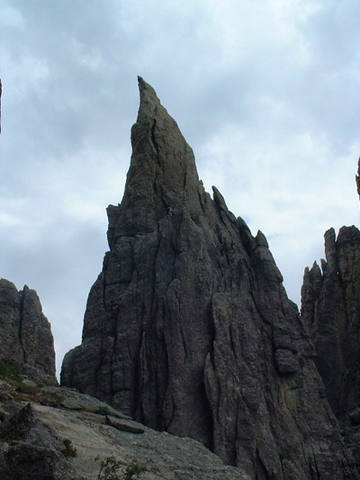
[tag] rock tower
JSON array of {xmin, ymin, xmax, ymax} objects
[
  {"xmin": 62, "ymin": 78, "xmax": 356, "ymax": 479},
  {"xmin": 0, "ymin": 278, "xmax": 56, "ymax": 384}
]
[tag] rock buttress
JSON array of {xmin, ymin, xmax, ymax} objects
[
  {"xmin": 301, "ymin": 226, "xmax": 360, "ymax": 471},
  {"xmin": 61, "ymin": 78, "xmax": 356, "ymax": 479},
  {"xmin": 0, "ymin": 278, "xmax": 56, "ymax": 384}
]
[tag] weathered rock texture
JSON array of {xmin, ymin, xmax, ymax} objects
[
  {"xmin": 0, "ymin": 278, "xmax": 56, "ymax": 384},
  {"xmin": 0, "ymin": 402, "xmax": 76, "ymax": 480},
  {"xmin": 0, "ymin": 381, "xmax": 250, "ymax": 480},
  {"xmin": 62, "ymin": 77, "xmax": 357, "ymax": 478},
  {"xmin": 301, "ymin": 226, "xmax": 360, "ymax": 468}
]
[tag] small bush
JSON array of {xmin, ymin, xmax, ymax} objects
[
  {"xmin": 0, "ymin": 361, "xmax": 21, "ymax": 380},
  {"xmin": 124, "ymin": 461, "xmax": 144, "ymax": 480},
  {"xmin": 61, "ymin": 438, "xmax": 77, "ymax": 458},
  {"xmin": 16, "ymin": 384, "xmax": 41, "ymax": 395},
  {"xmin": 95, "ymin": 406, "xmax": 111, "ymax": 416},
  {"xmin": 96, "ymin": 456, "xmax": 144, "ymax": 480},
  {"xmin": 97, "ymin": 456, "xmax": 122, "ymax": 480},
  {"xmin": 43, "ymin": 390, "xmax": 63, "ymax": 403}
]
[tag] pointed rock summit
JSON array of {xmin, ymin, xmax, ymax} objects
[
  {"xmin": 356, "ymin": 158, "xmax": 360, "ymax": 204},
  {"xmin": 107, "ymin": 76, "xmax": 201, "ymax": 240},
  {"xmin": 0, "ymin": 279, "xmax": 56, "ymax": 384},
  {"xmin": 62, "ymin": 79, "xmax": 356, "ymax": 478},
  {"xmin": 302, "ymin": 225, "xmax": 360, "ymax": 471}
]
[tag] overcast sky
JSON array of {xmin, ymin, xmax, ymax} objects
[{"xmin": 1, "ymin": 0, "xmax": 360, "ymax": 376}]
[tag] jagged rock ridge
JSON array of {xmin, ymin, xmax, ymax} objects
[
  {"xmin": 62, "ymin": 77, "xmax": 357, "ymax": 478},
  {"xmin": 0, "ymin": 278, "xmax": 56, "ymax": 384},
  {"xmin": 302, "ymin": 225, "xmax": 360, "ymax": 469}
]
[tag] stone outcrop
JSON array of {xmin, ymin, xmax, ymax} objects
[
  {"xmin": 0, "ymin": 380, "xmax": 250, "ymax": 480},
  {"xmin": 0, "ymin": 278, "xmax": 56, "ymax": 384},
  {"xmin": 301, "ymin": 226, "xmax": 360, "ymax": 468},
  {"xmin": 61, "ymin": 77, "xmax": 357, "ymax": 478},
  {"xmin": 0, "ymin": 402, "xmax": 76, "ymax": 480}
]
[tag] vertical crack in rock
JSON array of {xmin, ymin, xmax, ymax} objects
[
  {"xmin": 18, "ymin": 287, "xmax": 27, "ymax": 364},
  {"xmin": 61, "ymin": 78, "xmax": 357, "ymax": 479}
]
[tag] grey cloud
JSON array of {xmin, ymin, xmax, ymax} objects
[{"xmin": 1, "ymin": 0, "xmax": 360, "ymax": 375}]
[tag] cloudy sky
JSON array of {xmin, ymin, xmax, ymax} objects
[{"xmin": 1, "ymin": 0, "xmax": 360, "ymax": 376}]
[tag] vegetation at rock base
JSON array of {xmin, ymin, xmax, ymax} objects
[
  {"xmin": 95, "ymin": 406, "xmax": 111, "ymax": 416},
  {"xmin": 96, "ymin": 456, "xmax": 144, "ymax": 480},
  {"xmin": 0, "ymin": 360, "xmax": 20, "ymax": 381},
  {"xmin": 61, "ymin": 438, "xmax": 77, "ymax": 458},
  {"xmin": 123, "ymin": 461, "xmax": 144, "ymax": 480},
  {"xmin": 16, "ymin": 383, "xmax": 42, "ymax": 395}
]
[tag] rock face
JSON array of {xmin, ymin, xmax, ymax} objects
[
  {"xmin": 0, "ymin": 403, "xmax": 76, "ymax": 480},
  {"xmin": 62, "ymin": 78, "xmax": 357, "ymax": 478},
  {"xmin": 301, "ymin": 226, "xmax": 360, "ymax": 467},
  {"xmin": 0, "ymin": 278, "xmax": 56, "ymax": 384},
  {"xmin": 0, "ymin": 381, "xmax": 250, "ymax": 480}
]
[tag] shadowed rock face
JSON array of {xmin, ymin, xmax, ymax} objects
[
  {"xmin": 301, "ymin": 226, "xmax": 360, "ymax": 467},
  {"xmin": 61, "ymin": 78, "xmax": 357, "ymax": 479},
  {"xmin": 0, "ymin": 278, "xmax": 56, "ymax": 383},
  {"xmin": 0, "ymin": 403, "xmax": 76, "ymax": 480}
]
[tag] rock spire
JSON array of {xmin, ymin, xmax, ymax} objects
[
  {"xmin": 301, "ymin": 225, "xmax": 360, "ymax": 471},
  {"xmin": 62, "ymin": 78, "xmax": 356, "ymax": 478},
  {"xmin": 0, "ymin": 278, "xmax": 56, "ymax": 384}
]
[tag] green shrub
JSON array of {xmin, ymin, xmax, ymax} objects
[
  {"xmin": 95, "ymin": 406, "xmax": 111, "ymax": 416},
  {"xmin": 0, "ymin": 360, "xmax": 20, "ymax": 380},
  {"xmin": 123, "ymin": 462, "xmax": 144, "ymax": 480},
  {"xmin": 96, "ymin": 456, "xmax": 144, "ymax": 480},
  {"xmin": 61, "ymin": 438, "xmax": 77, "ymax": 458},
  {"xmin": 16, "ymin": 384, "xmax": 41, "ymax": 395}
]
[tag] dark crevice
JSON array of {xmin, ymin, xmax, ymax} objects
[
  {"xmin": 110, "ymin": 298, "xmax": 120, "ymax": 408},
  {"xmin": 94, "ymin": 276, "xmax": 109, "ymax": 401},
  {"xmin": 18, "ymin": 289, "xmax": 27, "ymax": 364},
  {"xmin": 150, "ymin": 114, "xmax": 160, "ymax": 160},
  {"xmin": 132, "ymin": 327, "xmax": 144, "ymax": 422},
  {"xmin": 334, "ymin": 270, "xmax": 349, "ymax": 417},
  {"xmin": 311, "ymin": 447, "xmax": 322, "ymax": 480},
  {"xmin": 104, "ymin": 280, "xmax": 131, "ymax": 287},
  {"xmin": 255, "ymin": 447, "xmax": 271, "ymax": 480},
  {"xmin": 150, "ymin": 223, "xmax": 161, "ymax": 319}
]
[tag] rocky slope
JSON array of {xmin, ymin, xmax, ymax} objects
[
  {"xmin": 0, "ymin": 278, "xmax": 56, "ymax": 384},
  {"xmin": 301, "ymin": 225, "xmax": 360, "ymax": 468},
  {"xmin": 61, "ymin": 77, "xmax": 357, "ymax": 479},
  {"xmin": 0, "ymin": 379, "xmax": 250, "ymax": 480}
]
